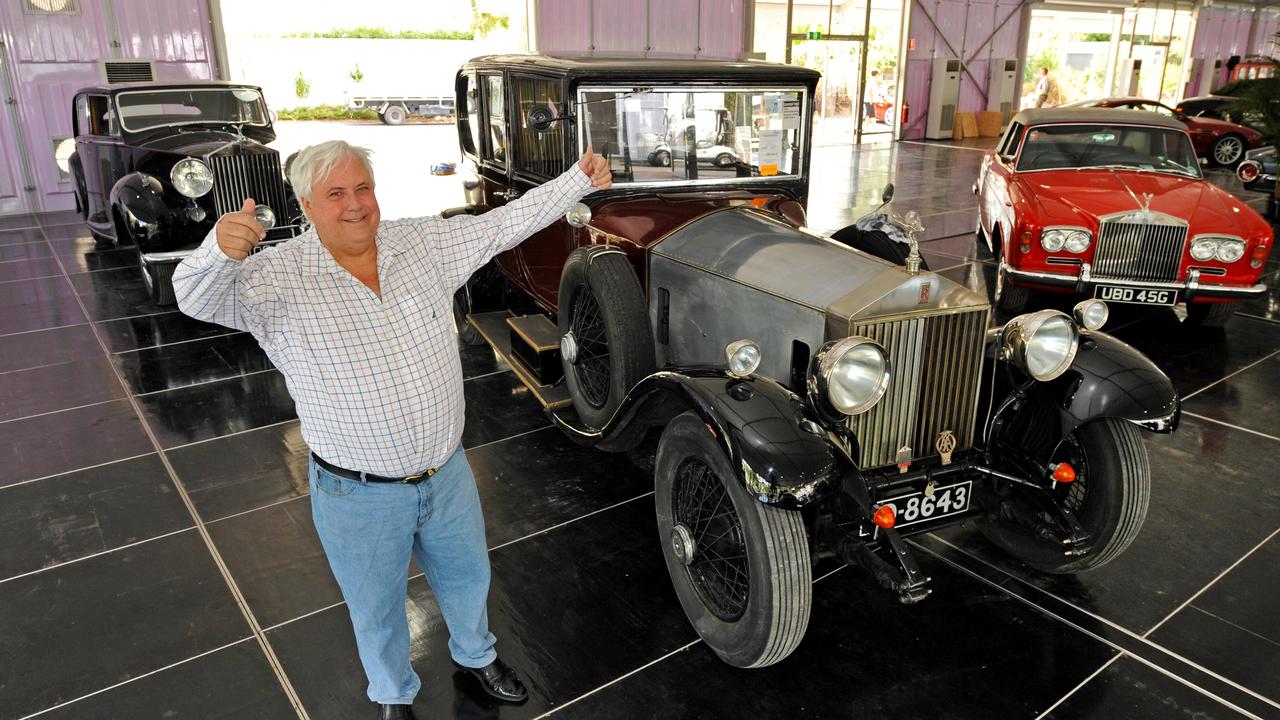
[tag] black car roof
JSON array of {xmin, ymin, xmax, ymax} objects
[
  {"xmin": 75, "ymin": 80, "xmax": 264, "ymax": 96},
  {"xmin": 1011, "ymin": 107, "xmax": 1188, "ymax": 131},
  {"xmin": 460, "ymin": 54, "xmax": 820, "ymax": 83}
]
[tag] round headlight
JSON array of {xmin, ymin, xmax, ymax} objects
[
  {"xmin": 1190, "ymin": 236, "xmax": 1219, "ymax": 262},
  {"xmin": 1041, "ymin": 229, "xmax": 1066, "ymax": 252},
  {"xmin": 1237, "ymin": 161, "xmax": 1261, "ymax": 183},
  {"xmin": 254, "ymin": 204, "xmax": 277, "ymax": 230},
  {"xmin": 171, "ymin": 158, "xmax": 213, "ymax": 198},
  {"xmin": 1003, "ymin": 309, "xmax": 1079, "ymax": 381},
  {"xmin": 725, "ymin": 339, "xmax": 761, "ymax": 378},
  {"xmin": 1215, "ymin": 239, "xmax": 1245, "ymax": 263},
  {"xmin": 810, "ymin": 337, "xmax": 891, "ymax": 416},
  {"xmin": 1064, "ymin": 230, "xmax": 1091, "ymax": 253},
  {"xmin": 1073, "ymin": 299, "xmax": 1109, "ymax": 330}
]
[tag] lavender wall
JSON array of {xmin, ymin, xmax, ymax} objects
[
  {"xmin": 0, "ymin": 0, "xmax": 217, "ymax": 214},
  {"xmin": 1188, "ymin": 5, "xmax": 1280, "ymax": 95},
  {"xmin": 903, "ymin": 0, "xmax": 1027, "ymax": 140},
  {"xmin": 536, "ymin": 0, "xmax": 745, "ymax": 59}
]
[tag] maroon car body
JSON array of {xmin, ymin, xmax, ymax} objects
[
  {"xmin": 976, "ymin": 108, "xmax": 1272, "ymax": 325},
  {"xmin": 1063, "ymin": 96, "xmax": 1265, "ymax": 165}
]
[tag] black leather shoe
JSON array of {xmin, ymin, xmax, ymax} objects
[
  {"xmin": 452, "ymin": 658, "xmax": 529, "ymax": 703},
  {"xmin": 376, "ymin": 704, "xmax": 416, "ymax": 720}
]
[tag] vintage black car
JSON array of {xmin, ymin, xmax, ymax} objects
[
  {"xmin": 69, "ymin": 81, "xmax": 305, "ymax": 304},
  {"xmin": 452, "ymin": 55, "xmax": 1180, "ymax": 668}
]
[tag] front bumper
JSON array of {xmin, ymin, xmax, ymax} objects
[
  {"xmin": 140, "ymin": 229, "xmax": 300, "ymax": 269},
  {"xmin": 1003, "ymin": 262, "xmax": 1267, "ymax": 301}
]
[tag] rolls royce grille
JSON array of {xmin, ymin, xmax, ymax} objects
[
  {"xmin": 208, "ymin": 151, "xmax": 289, "ymax": 224},
  {"xmin": 849, "ymin": 307, "xmax": 989, "ymax": 468},
  {"xmin": 1093, "ymin": 221, "xmax": 1187, "ymax": 282}
]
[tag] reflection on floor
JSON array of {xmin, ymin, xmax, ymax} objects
[{"xmin": 0, "ymin": 147, "xmax": 1276, "ymax": 720}]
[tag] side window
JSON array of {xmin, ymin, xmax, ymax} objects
[
  {"xmin": 513, "ymin": 75, "xmax": 566, "ymax": 179},
  {"xmin": 1145, "ymin": 103, "xmax": 1174, "ymax": 117},
  {"xmin": 76, "ymin": 95, "xmax": 110, "ymax": 136},
  {"xmin": 460, "ymin": 74, "xmax": 480, "ymax": 159},
  {"xmin": 483, "ymin": 75, "xmax": 508, "ymax": 166},
  {"xmin": 999, "ymin": 122, "xmax": 1023, "ymax": 158}
]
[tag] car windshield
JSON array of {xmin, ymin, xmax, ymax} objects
[
  {"xmin": 577, "ymin": 86, "xmax": 807, "ymax": 186},
  {"xmin": 1016, "ymin": 123, "xmax": 1201, "ymax": 178},
  {"xmin": 115, "ymin": 88, "xmax": 268, "ymax": 132}
]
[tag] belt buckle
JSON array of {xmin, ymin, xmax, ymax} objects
[{"xmin": 402, "ymin": 467, "xmax": 436, "ymax": 484}]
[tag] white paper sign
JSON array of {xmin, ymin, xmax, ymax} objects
[
  {"xmin": 759, "ymin": 129, "xmax": 784, "ymax": 176},
  {"xmin": 782, "ymin": 99, "xmax": 801, "ymax": 129}
]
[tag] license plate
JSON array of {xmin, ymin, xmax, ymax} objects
[
  {"xmin": 875, "ymin": 480, "xmax": 973, "ymax": 529},
  {"xmin": 1093, "ymin": 285, "xmax": 1177, "ymax": 305}
]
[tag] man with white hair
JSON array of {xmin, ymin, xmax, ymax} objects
[{"xmin": 173, "ymin": 140, "xmax": 611, "ymax": 719}]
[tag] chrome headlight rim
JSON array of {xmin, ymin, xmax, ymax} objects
[
  {"xmin": 254, "ymin": 204, "xmax": 277, "ymax": 230},
  {"xmin": 170, "ymin": 158, "xmax": 213, "ymax": 199},
  {"xmin": 808, "ymin": 336, "xmax": 891, "ymax": 417},
  {"xmin": 725, "ymin": 338, "xmax": 762, "ymax": 378},
  {"xmin": 1191, "ymin": 234, "xmax": 1246, "ymax": 264},
  {"xmin": 1064, "ymin": 229, "xmax": 1092, "ymax": 253},
  {"xmin": 1002, "ymin": 309, "xmax": 1080, "ymax": 382},
  {"xmin": 1042, "ymin": 226, "xmax": 1091, "ymax": 254},
  {"xmin": 1073, "ymin": 299, "xmax": 1109, "ymax": 330},
  {"xmin": 1040, "ymin": 228, "xmax": 1066, "ymax": 252}
]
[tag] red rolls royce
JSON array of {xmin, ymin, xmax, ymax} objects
[{"xmin": 975, "ymin": 108, "xmax": 1272, "ymax": 326}]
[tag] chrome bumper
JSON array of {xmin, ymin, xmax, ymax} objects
[
  {"xmin": 140, "ymin": 234, "xmax": 298, "ymax": 267},
  {"xmin": 1002, "ymin": 262, "xmax": 1267, "ymax": 300}
]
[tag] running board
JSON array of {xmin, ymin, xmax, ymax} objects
[{"xmin": 468, "ymin": 310, "xmax": 572, "ymax": 410}]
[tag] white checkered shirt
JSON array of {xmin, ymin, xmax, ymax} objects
[{"xmin": 173, "ymin": 166, "xmax": 593, "ymax": 476}]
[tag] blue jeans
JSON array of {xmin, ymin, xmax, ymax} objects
[{"xmin": 309, "ymin": 447, "xmax": 497, "ymax": 705}]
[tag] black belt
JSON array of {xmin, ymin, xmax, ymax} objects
[{"xmin": 311, "ymin": 453, "xmax": 439, "ymax": 484}]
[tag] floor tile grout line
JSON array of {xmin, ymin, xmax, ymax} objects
[
  {"xmin": 920, "ymin": 535, "xmax": 1280, "ymax": 713},
  {"xmin": 1186, "ymin": 605, "xmax": 1280, "ymax": 650},
  {"xmin": 0, "ymin": 320, "xmax": 90, "ymax": 339},
  {"xmin": 35, "ymin": 226, "xmax": 313, "ymax": 720},
  {"xmin": 1182, "ymin": 411, "xmax": 1280, "ymax": 443},
  {"xmin": 206, "ymin": 492, "xmax": 310, "ymax": 526},
  {"xmin": 916, "ymin": 541, "xmax": 1268, "ymax": 720},
  {"xmin": 1140, "ymin": 527, "xmax": 1280, "ymax": 642},
  {"xmin": 165, "ymin": 417, "xmax": 299, "ymax": 451},
  {"xmin": 0, "ymin": 451, "xmax": 157, "ymax": 493},
  {"xmin": 0, "ymin": 526, "xmax": 197, "ymax": 586},
  {"xmin": 1182, "ymin": 349, "xmax": 1280, "ymax": 400},
  {"xmin": 899, "ymin": 139, "xmax": 991, "ymax": 154},
  {"xmin": 0, "ymin": 353, "xmax": 108, "ymax": 376},
  {"xmin": 0, "ymin": 397, "xmax": 120, "ymax": 426},
  {"xmin": 0, "ymin": 272, "xmax": 63, "ymax": 285},
  {"xmin": 465, "ymin": 423, "xmax": 553, "ymax": 452},
  {"xmin": 132, "ymin": 366, "xmax": 279, "ymax": 398},
  {"xmin": 534, "ymin": 639, "xmax": 704, "ymax": 718},
  {"xmin": 15, "ymin": 636, "xmax": 257, "ymax": 720},
  {"xmin": 1033, "ymin": 653, "xmax": 1125, "ymax": 720},
  {"xmin": 488, "ymin": 491, "xmax": 656, "ymax": 552},
  {"xmin": 108, "ymin": 328, "xmax": 244, "ymax": 356},
  {"xmin": 534, "ymin": 563, "xmax": 849, "ymax": 718},
  {"xmin": 261, "ymin": 599, "xmax": 349, "ymax": 633},
  {"xmin": 1236, "ymin": 311, "xmax": 1280, "ymax": 325}
]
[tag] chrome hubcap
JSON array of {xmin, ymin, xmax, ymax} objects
[
  {"xmin": 561, "ymin": 330, "xmax": 578, "ymax": 365},
  {"xmin": 1215, "ymin": 138, "xmax": 1242, "ymax": 164},
  {"xmin": 671, "ymin": 523, "xmax": 696, "ymax": 566}
]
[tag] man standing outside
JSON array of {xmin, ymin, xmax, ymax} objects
[
  {"xmin": 1035, "ymin": 66, "xmax": 1057, "ymax": 108},
  {"xmin": 173, "ymin": 141, "xmax": 611, "ymax": 719}
]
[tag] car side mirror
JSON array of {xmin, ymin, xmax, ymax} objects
[
  {"xmin": 881, "ymin": 183, "xmax": 894, "ymax": 203},
  {"xmin": 525, "ymin": 105, "xmax": 572, "ymax": 133}
]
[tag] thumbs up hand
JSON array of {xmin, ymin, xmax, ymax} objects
[
  {"xmin": 578, "ymin": 145, "xmax": 612, "ymax": 190},
  {"xmin": 216, "ymin": 197, "xmax": 266, "ymax": 261}
]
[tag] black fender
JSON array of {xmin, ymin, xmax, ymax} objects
[
  {"xmin": 109, "ymin": 172, "xmax": 169, "ymax": 241},
  {"xmin": 991, "ymin": 330, "xmax": 1179, "ymax": 463},
  {"xmin": 552, "ymin": 369, "xmax": 840, "ymax": 508}
]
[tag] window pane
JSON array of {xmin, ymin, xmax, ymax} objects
[
  {"xmin": 484, "ymin": 76, "xmax": 508, "ymax": 165},
  {"xmin": 114, "ymin": 88, "xmax": 267, "ymax": 132},
  {"xmin": 462, "ymin": 75, "xmax": 480, "ymax": 157},
  {"xmin": 579, "ymin": 86, "xmax": 807, "ymax": 186},
  {"xmin": 514, "ymin": 76, "xmax": 566, "ymax": 178}
]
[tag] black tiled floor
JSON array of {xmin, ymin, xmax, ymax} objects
[
  {"xmin": 35, "ymin": 640, "xmax": 297, "ymax": 720},
  {"xmin": 1, "ymin": 143, "xmax": 1276, "ymax": 719},
  {"xmin": 0, "ymin": 399, "xmax": 153, "ymax": 488},
  {"xmin": 0, "ymin": 454, "xmax": 190, "ymax": 580},
  {"xmin": 0, "ymin": 530, "xmax": 250, "ymax": 719}
]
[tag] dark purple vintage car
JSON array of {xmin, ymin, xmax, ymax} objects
[
  {"xmin": 69, "ymin": 81, "xmax": 305, "ymax": 304},
  {"xmin": 450, "ymin": 55, "xmax": 1180, "ymax": 669}
]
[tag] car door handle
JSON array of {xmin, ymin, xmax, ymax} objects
[{"xmin": 494, "ymin": 189, "xmax": 521, "ymax": 201}]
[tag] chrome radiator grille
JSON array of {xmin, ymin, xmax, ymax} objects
[
  {"xmin": 1093, "ymin": 221, "xmax": 1187, "ymax": 282},
  {"xmin": 208, "ymin": 151, "xmax": 288, "ymax": 222},
  {"xmin": 848, "ymin": 307, "xmax": 989, "ymax": 468}
]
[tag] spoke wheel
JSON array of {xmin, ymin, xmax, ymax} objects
[
  {"xmin": 672, "ymin": 457, "xmax": 749, "ymax": 621},
  {"xmin": 568, "ymin": 283, "xmax": 611, "ymax": 408},
  {"xmin": 1211, "ymin": 135, "xmax": 1244, "ymax": 166},
  {"xmin": 656, "ymin": 412, "xmax": 811, "ymax": 668}
]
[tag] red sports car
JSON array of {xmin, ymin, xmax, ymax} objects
[
  {"xmin": 974, "ymin": 108, "xmax": 1272, "ymax": 326},
  {"xmin": 1061, "ymin": 97, "xmax": 1265, "ymax": 166}
]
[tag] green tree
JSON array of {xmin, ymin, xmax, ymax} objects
[{"xmin": 470, "ymin": 0, "xmax": 508, "ymax": 38}]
